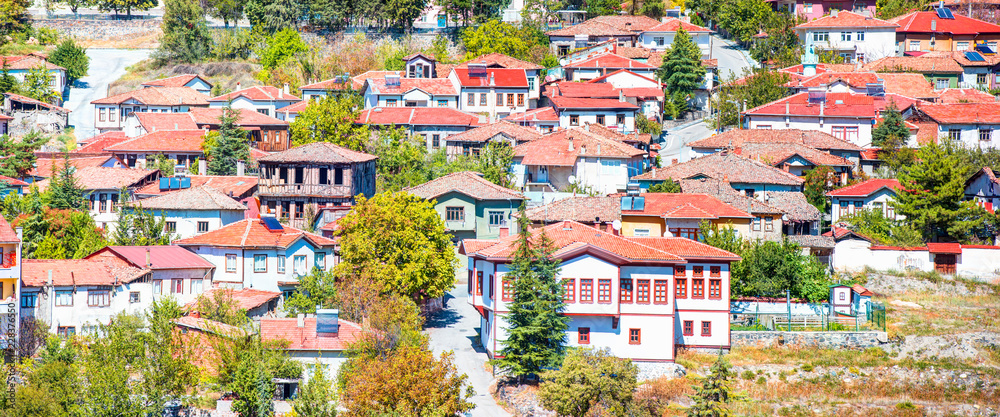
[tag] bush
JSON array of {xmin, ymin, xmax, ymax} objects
[
  {"xmin": 741, "ymin": 370, "xmax": 755, "ymax": 380},
  {"xmin": 755, "ymin": 376, "xmax": 766, "ymax": 385},
  {"xmin": 800, "ymin": 364, "xmax": 814, "ymax": 372}
]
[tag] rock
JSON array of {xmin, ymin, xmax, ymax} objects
[
  {"xmin": 960, "ymin": 373, "xmax": 968, "ymax": 379},
  {"xmin": 890, "ymin": 299, "xmax": 923, "ymax": 309}
]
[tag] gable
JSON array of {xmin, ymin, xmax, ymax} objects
[
  {"xmin": 605, "ymin": 72, "xmax": 660, "ymax": 88},
  {"xmin": 187, "ymin": 79, "xmax": 212, "ymax": 90}
]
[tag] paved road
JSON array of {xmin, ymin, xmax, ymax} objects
[
  {"xmin": 710, "ymin": 35, "xmax": 758, "ymax": 79},
  {"xmin": 426, "ymin": 285, "xmax": 511, "ymax": 417},
  {"xmin": 65, "ymin": 48, "xmax": 152, "ymax": 141}
]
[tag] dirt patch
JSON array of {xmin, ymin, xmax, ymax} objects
[
  {"xmin": 109, "ymin": 60, "xmax": 263, "ymax": 96},
  {"xmin": 495, "ymin": 381, "xmax": 556, "ymax": 417}
]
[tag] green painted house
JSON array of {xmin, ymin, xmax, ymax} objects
[{"xmin": 405, "ymin": 171, "xmax": 524, "ymax": 241}]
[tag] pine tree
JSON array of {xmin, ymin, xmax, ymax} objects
[
  {"xmin": 872, "ymin": 102, "xmax": 909, "ymax": 147},
  {"xmin": 0, "ymin": 66, "xmax": 18, "ymax": 93},
  {"xmin": 658, "ymin": 28, "xmax": 705, "ymax": 97},
  {"xmin": 687, "ymin": 353, "xmax": 733, "ymax": 417},
  {"xmin": 113, "ymin": 196, "xmax": 174, "ymax": 246},
  {"xmin": 231, "ymin": 350, "xmax": 275, "ymax": 417},
  {"xmin": 292, "ymin": 363, "xmax": 337, "ymax": 417},
  {"xmin": 207, "ymin": 105, "xmax": 251, "ymax": 176},
  {"xmin": 494, "ymin": 205, "xmax": 568, "ymax": 380},
  {"xmin": 157, "ymin": 0, "xmax": 214, "ymax": 63},
  {"xmin": 48, "ymin": 154, "xmax": 86, "ymax": 210}
]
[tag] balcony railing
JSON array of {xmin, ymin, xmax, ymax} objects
[{"xmin": 257, "ymin": 184, "xmax": 353, "ymax": 197}]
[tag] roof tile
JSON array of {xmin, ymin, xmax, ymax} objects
[
  {"xmin": 405, "ymin": 171, "xmax": 524, "ymax": 201},
  {"xmin": 632, "ymin": 152, "xmax": 804, "ymax": 186},
  {"xmin": 826, "ymin": 178, "xmax": 902, "ymax": 197},
  {"xmin": 173, "ymin": 218, "xmax": 337, "ymax": 249}
]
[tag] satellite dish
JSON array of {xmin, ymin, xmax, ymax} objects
[
  {"xmin": 568, "ymin": 175, "xmax": 577, "ymax": 184},
  {"xmin": 612, "ymin": 220, "xmax": 622, "ymax": 231}
]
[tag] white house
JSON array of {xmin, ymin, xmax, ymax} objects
[
  {"xmin": 173, "ymin": 218, "xmax": 339, "ymax": 294},
  {"xmin": 35, "ymin": 166, "xmax": 159, "ymax": 232},
  {"xmin": 90, "ymin": 87, "xmax": 210, "ymax": 133},
  {"xmin": 587, "ymin": 70, "xmax": 666, "ymax": 121},
  {"xmin": 460, "ymin": 220, "xmax": 739, "ymax": 364},
  {"xmin": 0, "ymin": 54, "xmax": 67, "ymax": 97},
  {"xmin": 826, "ymin": 178, "xmax": 903, "ymax": 223},
  {"xmin": 450, "ymin": 65, "xmax": 531, "ymax": 121},
  {"xmin": 361, "ymin": 74, "xmax": 459, "ymax": 109},
  {"xmin": 562, "ymin": 53, "xmax": 658, "ymax": 82},
  {"xmin": 104, "ymin": 129, "xmax": 209, "ymax": 169},
  {"xmin": 141, "ymin": 74, "xmax": 214, "ymax": 95},
  {"xmin": 965, "ymin": 167, "xmax": 1000, "ymax": 213},
  {"xmin": 827, "ymin": 229, "xmax": 1000, "ymax": 279},
  {"xmin": 638, "ymin": 18, "xmax": 713, "ymax": 57},
  {"xmin": 260, "ymin": 313, "xmax": 367, "ymax": 383},
  {"xmin": 794, "ymin": 11, "xmax": 898, "ymax": 63},
  {"xmin": 505, "ymin": 107, "xmax": 560, "ymax": 133},
  {"xmin": 208, "ymin": 85, "xmax": 302, "ymax": 120},
  {"xmin": 549, "ymin": 94, "xmax": 639, "ymax": 134},
  {"xmin": 129, "ymin": 185, "xmax": 247, "ymax": 240},
  {"xmin": 631, "ymin": 151, "xmax": 805, "ymax": 196},
  {"xmin": 453, "ymin": 54, "xmax": 544, "ymax": 105},
  {"xmin": 356, "ymin": 107, "xmax": 485, "ymax": 151},
  {"xmin": 512, "ymin": 127, "xmax": 646, "ymax": 194},
  {"xmin": 915, "ymin": 102, "xmax": 1000, "ymax": 149},
  {"xmin": 546, "ymin": 15, "xmax": 661, "ymax": 56}
]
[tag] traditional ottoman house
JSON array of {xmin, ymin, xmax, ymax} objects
[{"xmin": 404, "ymin": 171, "xmax": 524, "ymax": 241}]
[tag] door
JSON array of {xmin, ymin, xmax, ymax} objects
[
  {"xmin": 934, "ymin": 254, "xmax": 956, "ymax": 274},
  {"xmin": 437, "ymin": 14, "xmax": 446, "ymax": 27},
  {"xmin": 537, "ymin": 166, "xmax": 548, "ymax": 183}
]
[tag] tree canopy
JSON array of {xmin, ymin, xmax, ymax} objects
[
  {"xmin": 290, "ymin": 92, "xmax": 370, "ymax": 150},
  {"xmin": 156, "ymin": 0, "xmax": 213, "ymax": 63},
  {"xmin": 538, "ymin": 348, "xmax": 640, "ymax": 417},
  {"xmin": 871, "ymin": 103, "xmax": 909, "ymax": 148},
  {"xmin": 49, "ymin": 39, "xmax": 89, "ymax": 84},
  {"xmin": 460, "ymin": 20, "xmax": 538, "ymax": 61},
  {"xmin": 658, "ymin": 28, "xmax": 705, "ymax": 97}
]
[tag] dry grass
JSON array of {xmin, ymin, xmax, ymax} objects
[
  {"xmin": 883, "ymin": 292, "xmax": 1000, "ymax": 337},
  {"xmin": 77, "ymin": 30, "xmax": 162, "ymax": 49}
]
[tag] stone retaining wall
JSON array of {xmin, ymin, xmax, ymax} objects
[
  {"xmin": 732, "ymin": 330, "xmax": 890, "ymax": 349},
  {"xmin": 36, "ymin": 19, "xmax": 161, "ymax": 41}
]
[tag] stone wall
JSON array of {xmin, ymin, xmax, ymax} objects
[
  {"xmin": 35, "ymin": 19, "xmax": 161, "ymax": 41},
  {"xmin": 731, "ymin": 330, "xmax": 890, "ymax": 350},
  {"xmin": 7, "ymin": 111, "xmax": 68, "ymax": 137},
  {"xmin": 635, "ymin": 362, "xmax": 687, "ymax": 382}
]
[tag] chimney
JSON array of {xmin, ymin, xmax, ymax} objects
[
  {"xmin": 198, "ymin": 159, "xmax": 207, "ymax": 174},
  {"xmin": 283, "ymin": 83, "xmax": 290, "ymax": 95},
  {"xmin": 174, "ymin": 123, "xmax": 178, "ymax": 130},
  {"xmin": 47, "ymin": 270, "xmax": 52, "ymax": 287},
  {"xmin": 297, "ymin": 313, "xmax": 305, "ymax": 328},
  {"xmin": 15, "ymin": 226, "xmax": 21, "ymax": 240},
  {"xmin": 785, "ymin": 102, "xmax": 789, "ymax": 114},
  {"xmin": 832, "ymin": 9, "xmax": 838, "ymax": 17},
  {"xmin": 490, "ymin": 73, "xmax": 495, "ymax": 86},
  {"xmin": 583, "ymin": 122, "xmax": 590, "ymax": 132},
  {"xmin": 568, "ymin": 137, "xmax": 575, "ymax": 151},
  {"xmin": 145, "ymin": 248, "xmax": 152, "ymax": 267},
  {"xmin": 236, "ymin": 82, "xmax": 241, "ymax": 91},
  {"xmin": 820, "ymin": 101, "xmax": 825, "ymax": 117},
  {"xmin": 597, "ymin": 143, "xmax": 601, "ymax": 154},
  {"xmin": 237, "ymin": 161, "xmax": 245, "ymax": 176},
  {"xmin": 932, "ymin": 20, "xmax": 936, "ymax": 31}
]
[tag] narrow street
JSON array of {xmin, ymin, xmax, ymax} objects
[
  {"xmin": 64, "ymin": 48, "xmax": 152, "ymax": 140},
  {"xmin": 426, "ymin": 285, "xmax": 512, "ymax": 417}
]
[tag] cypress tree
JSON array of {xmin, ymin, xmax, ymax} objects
[
  {"xmin": 658, "ymin": 27, "xmax": 705, "ymax": 97},
  {"xmin": 871, "ymin": 102, "xmax": 910, "ymax": 147},
  {"xmin": 207, "ymin": 105, "xmax": 252, "ymax": 176},
  {"xmin": 494, "ymin": 205, "xmax": 569, "ymax": 380},
  {"xmin": 48, "ymin": 154, "xmax": 86, "ymax": 211}
]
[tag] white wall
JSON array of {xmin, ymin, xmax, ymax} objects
[
  {"xmin": 936, "ymin": 124, "xmax": 1000, "ymax": 149},
  {"xmin": 456, "ymin": 86, "xmax": 531, "ymax": 119},
  {"xmin": 798, "ymin": 28, "xmax": 897, "ymax": 62},
  {"xmin": 746, "ymin": 115, "xmax": 874, "ymax": 147},
  {"xmin": 185, "ymin": 240, "xmax": 336, "ymax": 292},
  {"xmin": 558, "ymin": 109, "xmax": 637, "ymax": 134},
  {"xmin": 155, "ymin": 209, "xmax": 245, "ymax": 240},
  {"xmin": 830, "ymin": 189, "xmax": 901, "ymax": 223},
  {"xmin": 638, "ymin": 31, "xmax": 711, "ymax": 57}
]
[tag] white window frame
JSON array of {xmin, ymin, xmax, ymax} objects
[
  {"xmin": 55, "ymin": 290, "xmax": 73, "ymax": 306},
  {"xmin": 294, "ymin": 255, "xmax": 308, "ymax": 275},
  {"xmin": 226, "ymin": 254, "xmax": 237, "ymax": 273},
  {"xmin": 633, "ymin": 228, "xmax": 651, "ymax": 237},
  {"xmin": 254, "ymin": 254, "xmax": 267, "ymax": 272},
  {"xmin": 277, "ymin": 255, "xmax": 286, "ymax": 273}
]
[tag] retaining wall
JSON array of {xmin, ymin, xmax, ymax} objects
[{"xmin": 731, "ymin": 330, "xmax": 889, "ymax": 349}]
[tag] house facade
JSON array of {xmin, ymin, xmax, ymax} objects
[
  {"xmin": 512, "ymin": 128, "xmax": 646, "ymax": 194},
  {"xmin": 890, "ymin": 10, "xmax": 1000, "ymax": 53},
  {"xmin": 965, "ymin": 167, "xmax": 1000, "ymax": 212},
  {"xmin": 128, "ymin": 185, "xmax": 247, "ymax": 240},
  {"xmin": 914, "ymin": 102, "xmax": 1000, "ymax": 148},
  {"xmin": 795, "ymin": 11, "xmax": 898, "ymax": 63},
  {"xmin": 260, "ymin": 314, "xmax": 366, "ymax": 383},
  {"xmin": 84, "ymin": 246, "xmax": 217, "ymax": 307},
  {"xmin": 449, "ymin": 53, "xmax": 544, "ymax": 106},
  {"xmin": 546, "ymin": 15, "xmax": 661, "ymax": 55},
  {"xmin": 549, "ymin": 95, "xmax": 639, "ymax": 134},
  {"xmin": 439, "ymin": 121, "xmax": 541, "ymax": 160},
  {"xmin": 405, "ymin": 171, "xmax": 524, "ymax": 241},
  {"xmin": 0, "ymin": 216, "xmax": 21, "ymax": 349},
  {"xmin": 105, "ymin": 129, "xmax": 209, "ymax": 169},
  {"xmin": 91, "ymin": 87, "xmax": 210, "ymax": 133},
  {"xmin": 461, "ymin": 221, "xmax": 739, "ymax": 363},
  {"xmin": 361, "ymin": 74, "xmax": 459, "ymax": 109},
  {"xmin": 125, "ymin": 108, "xmax": 292, "ymax": 152},
  {"xmin": 562, "ymin": 53, "xmax": 658, "ymax": 82},
  {"xmin": 357, "ymin": 107, "xmax": 485, "ymax": 152},
  {"xmin": 827, "ymin": 178, "xmax": 903, "ymax": 223},
  {"xmin": 450, "ymin": 66, "xmax": 531, "ymax": 120},
  {"xmin": 618, "ymin": 193, "xmax": 754, "ymax": 240},
  {"xmin": 141, "ymin": 74, "xmax": 213, "ymax": 95},
  {"xmin": 35, "ymin": 166, "xmax": 159, "ymax": 232},
  {"xmin": 208, "ymin": 85, "xmax": 302, "ymax": 120},
  {"xmin": 0, "ymin": 54, "xmax": 67, "ymax": 98},
  {"xmin": 766, "ymin": 0, "xmax": 877, "ymax": 21},
  {"xmin": 637, "ymin": 19, "xmax": 713, "ymax": 57}
]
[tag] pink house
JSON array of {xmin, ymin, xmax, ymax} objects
[{"xmin": 768, "ymin": 0, "xmax": 878, "ymax": 20}]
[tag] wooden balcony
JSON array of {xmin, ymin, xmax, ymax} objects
[{"xmin": 257, "ymin": 183, "xmax": 354, "ymax": 198}]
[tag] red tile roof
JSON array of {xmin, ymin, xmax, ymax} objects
[
  {"xmin": 793, "ymin": 72, "xmax": 880, "ymax": 88},
  {"xmin": 515, "ymin": 128, "xmax": 645, "ymax": 166},
  {"xmin": 454, "ymin": 53, "xmax": 544, "ymax": 70},
  {"xmin": 135, "ymin": 112, "xmax": 199, "ymax": 131},
  {"xmin": 645, "ymin": 17, "xmax": 712, "ymax": 32},
  {"xmin": 678, "ymin": 178, "xmax": 785, "ymax": 215},
  {"xmin": 172, "ymin": 316, "xmax": 247, "ymax": 337},
  {"xmin": 926, "ymin": 242, "xmax": 962, "ymax": 254},
  {"xmin": 505, "ymin": 107, "xmax": 559, "ymax": 122},
  {"xmin": 549, "ymin": 81, "xmax": 619, "ymax": 98},
  {"xmin": 195, "ymin": 287, "xmax": 281, "ymax": 311},
  {"xmin": 624, "ymin": 237, "xmax": 743, "ymax": 260},
  {"xmin": 134, "ymin": 175, "xmax": 258, "ymax": 198},
  {"xmin": 933, "ymin": 88, "xmax": 997, "ymax": 104},
  {"xmin": 258, "ymin": 141, "xmax": 377, "ymax": 164},
  {"xmin": 547, "ymin": 15, "xmax": 660, "ymax": 36},
  {"xmin": 826, "ymin": 178, "xmax": 902, "ymax": 197},
  {"xmin": 623, "ymin": 193, "xmax": 753, "ymax": 219},
  {"xmin": 632, "ymin": 151, "xmax": 805, "ymax": 186},
  {"xmin": 357, "ymin": 107, "xmax": 484, "ymax": 127},
  {"xmin": 918, "ymin": 102, "xmax": 1000, "ymax": 124},
  {"xmin": 29, "ymin": 153, "xmax": 120, "ymax": 178},
  {"xmin": 208, "ymin": 85, "xmax": 301, "ymax": 102},
  {"xmin": 260, "ymin": 317, "xmax": 365, "ymax": 351},
  {"xmin": 0, "ymin": 215, "xmax": 19, "ymax": 243},
  {"xmin": 77, "ymin": 131, "xmax": 130, "ymax": 153},
  {"xmin": 188, "ymin": 108, "xmax": 289, "ymax": 126},
  {"xmin": 350, "ymin": 71, "xmax": 398, "ymax": 89},
  {"xmin": 443, "ymin": 121, "xmax": 542, "ymax": 143},
  {"xmin": 300, "ymin": 77, "xmax": 354, "ymax": 91},
  {"xmin": 863, "ymin": 56, "xmax": 963, "ymax": 73},
  {"xmin": 743, "ymin": 92, "xmax": 918, "ymax": 118},
  {"xmin": 130, "ymin": 186, "xmax": 248, "ymax": 211},
  {"xmin": 739, "ymin": 142, "xmax": 854, "ymax": 167},
  {"xmin": 21, "ymin": 258, "xmax": 146, "ymax": 287},
  {"xmin": 141, "ymin": 74, "xmax": 209, "ymax": 88},
  {"xmin": 587, "ymin": 68, "xmax": 662, "ymax": 85},
  {"xmin": 889, "ymin": 10, "xmax": 1000, "ymax": 35},
  {"xmin": 564, "ymin": 53, "xmax": 655, "ymax": 69},
  {"xmin": 687, "ymin": 129, "xmax": 861, "ymax": 151},
  {"xmin": 795, "ymin": 11, "xmax": 898, "ymax": 28},
  {"xmin": 452, "ymin": 67, "xmax": 528, "ymax": 88},
  {"xmin": 4, "ymin": 92, "xmax": 70, "ymax": 113},
  {"xmin": 365, "ymin": 77, "xmax": 459, "ymax": 95},
  {"xmin": 105, "ymin": 129, "xmax": 208, "ymax": 153},
  {"xmin": 0, "ymin": 54, "xmax": 64, "ymax": 71},
  {"xmin": 0, "ymin": 175, "xmax": 27, "ymax": 187},
  {"xmin": 35, "ymin": 166, "xmax": 157, "ymax": 191},
  {"xmin": 173, "ymin": 218, "xmax": 337, "ymax": 249},
  {"xmin": 277, "ymin": 99, "xmax": 311, "ymax": 117},
  {"xmin": 877, "ymin": 73, "xmax": 936, "ymax": 99},
  {"xmin": 405, "ymin": 171, "xmax": 524, "ymax": 201},
  {"xmin": 86, "ymin": 245, "xmax": 215, "ymax": 269},
  {"xmin": 91, "ymin": 87, "xmax": 209, "ymax": 106},
  {"xmin": 523, "ymin": 196, "xmax": 621, "ymax": 223}
]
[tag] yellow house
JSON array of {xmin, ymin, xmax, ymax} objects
[
  {"xmin": 619, "ymin": 193, "xmax": 754, "ymax": 239},
  {"xmin": 0, "ymin": 215, "xmax": 21, "ymax": 349}
]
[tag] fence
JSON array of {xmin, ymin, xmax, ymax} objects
[{"xmin": 731, "ymin": 303, "xmax": 887, "ymax": 332}]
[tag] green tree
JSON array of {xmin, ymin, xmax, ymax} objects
[
  {"xmin": 803, "ymin": 166, "xmax": 834, "ymax": 213},
  {"xmin": 48, "ymin": 155, "xmax": 87, "ymax": 210},
  {"xmin": 284, "ymin": 268, "xmax": 338, "ymax": 315},
  {"xmin": 636, "ymin": 115, "xmax": 662, "ymax": 137},
  {"xmin": 687, "ymin": 0, "xmax": 721, "ymax": 28},
  {"xmin": 113, "ymin": 199, "xmax": 174, "ymax": 246},
  {"xmin": 34, "ymin": 232, "xmax": 68, "ymax": 258},
  {"xmin": 206, "ymin": 105, "xmax": 252, "ymax": 176},
  {"xmin": 290, "ymin": 93, "xmax": 371, "ymax": 150},
  {"xmin": 687, "ymin": 353, "xmax": 733, "ymax": 417},
  {"xmin": 709, "ymin": 68, "xmax": 790, "ymax": 130},
  {"xmin": 207, "ymin": 0, "xmax": 245, "ymax": 27},
  {"xmin": 586, "ymin": 0, "xmax": 621, "ymax": 16},
  {"xmin": 0, "ymin": 0, "xmax": 31, "ymax": 41},
  {"xmin": 157, "ymin": 0, "xmax": 213, "ymax": 63},
  {"xmin": 0, "ymin": 131, "xmax": 45, "ymax": 178},
  {"xmin": 871, "ymin": 103, "xmax": 909, "ymax": 148},
  {"xmin": 648, "ymin": 179, "xmax": 681, "ymax": 193},
  {"xmin": 876, "ymin": 0, "xmax": 923, "ymax": 19},
  {"xmin": 374, "ymin": 129, "xmax": 431, "ymax": 192},
  {"xmin": 293, "ymin": 363, "xmax": 337, "ymax": 417},
  {"xmin": 538, "ymin": 348, "xmax": 640, "ymax": 417},
  {"xmin": 478, "ymin": 140, "xmax": 514, "ymax": 188},
  {"xmin": 658, "ymin": 28, "xmax": 705, "ymax": 97},
  {"xmin": 246, "ymin": 0, "xmax": 300, "ymax": 33},
  {"xmin": 0, "ymin": 66, "xmax": 18, "ymax": 93},
  {"xmin": 461, "ymin": 20, "xmax": 532, "ymax": 60},
  {"xmin": 640, "ymin": 0, "xmax": 665, "ymax": 19},
  {"xmin": 95, "ymin": 0, "xmax": 157, "ymax": 17},
  {"xmin": 494, "ymin": 206, "xmax": 568, "ymax": 379},
  {"xmin": 193, "ymin": 289, "xmax": 251, "ymax": 326},
  {"xmin": 232, "ymin": 349, "xmax": 276, "ymax": 417},
  {"xmin": 717, "ymin": 0, "xmax": 772, "ymax": 45},
  {"xmin": 259, "ymin": 28, "xmax": 307, "ymax": 70},
  {"xmin": 49, "ymin": 39, "xmax": 89, "ymax": 85},
  {"xmin": 748, "ymin": 9, "xmax": 803, "ymax": 67},
  {"xmin": 22, "ymin": 65, "xmax": 60, "ymax": 103},
  {"xmin": 334, "ymin": 192, "xmax": 457, "ymax": 301}
]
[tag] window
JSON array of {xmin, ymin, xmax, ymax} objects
[
  {"xmin": 957, "ymin": 41, "xmax": 970, "ymax": 51},
  {"xmin": 709, "ymin": 279, "xmax": 722, "ymax": 299},
  {"xmin": 578, "ymin": 327, "xmax": 590, "ymax": 344},
  {"xmin": 99, "ymin": 107, "xmax": 106, "ymax": 122},
  {"xmin": 670, "ymin": 278, "xmax": 684, "ymax": 300},
  {"xmin": 937, "ymin": 78, "xmax": 950, "ymax": 90},
  {"xmin": 683, "ymin": 320, "xmax": 694, "ymax": 336},
  {"xmin": 674, "ymin": 265, "xmax": 685, "ymax": 278},
  {"xmin": 620, "ymin": 279, "xmax": 633, "ymax": 303},
  {"xmin": 194, "ymin": 221, "xmax": 209, "ymax": 233},
  {"xmin": 334, "ymin": 168, "xmax": 344, "ymax": 185},
  {"xmin": 294, "ymin": 255, "xmax": 307, "ymax": 275},
  {"xmin": 437, "ymin": 99, "xmax": 447, "ymax": 107},
  {"xmin": 129, "ymin": 291, "xmax": 141, "ymax": 303},
  {"xmin": 57, "ymin": 327, "xmax": 75, "ymax": 338},
  {"xmin": 840, "ymin": 201, "xmax": 850, "ymax": 216},
  {"xmin": 831, "ymin": 126, "xmax": 859, "ymax": 141},
  {"xmin": 385, "ymin": 99, "xmax": 397, "ymax": 107},
  {"xmin": 517, "ymin": 94, "xmax": 525, "ymax": 107},
  {"xmin": 190, "ymin": 279, "xmax": 203, "ymax": 294},
  {"xmin": 633, "ymin": 228, "xmax": 650, "ymax": 237},
  {"xmin": 710, "ymin": 266, "xmax": 721, "ymax": 277},
  {"xmin": 856, "ymin": 31, "xmax": 865, "ymax": 41},
  {"xmin": 654, "ymin": 280, "xmax": 671, "ymax": 304},
  {"xmin": 496, "ymin": 93, "xmax": 504, "ymax": 106},
  {"xmin": 669, "ymin": 228, "xmax": 699, "ymax": 240},
  {"xmin": 55, "ymin": 290, "xmax": 73, "ymax": 306},
  {"xmin": 841, "ymin": 32, "xmax": 852, "ymax": 41},
  {"xmin": 579, "ymin": 279, "xmax": 594, "ymax": 303},
  {"xmin": 978, "ymin": 73, "xmax": 988, "ymax": 85},
  {"xmin": 277, "ymin": 255, "xmax": 286, "ymax": 273},
  {"xmin": 804, "ymin": 3, "xmax": 813, "ymax": 12},
  {"xmin": 467, "ymin": 93, "xmax": 474, "ymax": 106},
  {"xmin": 558, "ymin": 45, "xmax": 570, "ymax": 55},
  {"xmin": 757, "ymin": 125, "xmax": 771, "ymax": 130},
  {"xmin": 839, "ymin": 292, "xmax": 846, "ymax": 301},
  {"xmin": 909, "ymin": 40, "xmax": 921, "ymax": 51},
  {"xmin": 489, "ymin": 275, "xmax": 494, "ymax": 299},
  {"xmin": 100, "ymin": 193, "xmax": 107, "ymax": 212},
  {"xmin": 701, "ymin": 321, "xmax": 712, "ymax": 336},
  {"xmin": 636, "ymin": 279, "xmax": 650, "ymax": 303},
  {"xmin": 528, "ymin": 77, "xmax": 536, "ymax": 91},
  {"xmin": 980, "ymin": 129, "xmax": 992, "ymax": 142},
  {"xmin": 562, "ymin": 278, "xmax": 575, "ymax": 302},
  {"xmin": 948, "ymin": 128, "xmax": 962, "ymax": 140},
  {"xmin": 691, "ymin": 266, "xmax": 703, "ymax": 277},
  {"xmin": 628, "ymin": 328, "xmax": 641, "ymax": 344},
  {"xmin": 153, "ymin": 280, "xmax": 162, "ymax": 294},
  {"xmin": 171, "ymin": 279, "xmax": 184, "ymax": 294},
  {"xmin": 432, "ymin": 134, "xmax": 440, "ymax": 148},
  {"xmin": 257, "ymin": 108, "xmax": 270, "ymax": 116},
  {"xmin": 315, "ymin": 252, "xmax": 326, "ymax": 270},
  {"xmin": 616, "ymin": 114, "xmax": 625, "ymax": 125},
  {"xmin": 570, "ymin": 115, "xmax": 579, "ymax": 126},
  {"xmin": 765, "ymin": 217, "xmax": 774, "ymax": 232},
  {"xmin": 502, "ymin": 278, "xmax": 513, "ymax": 301},
  {"xmin": 692, "ymin": 279, "xmax": 704, "ymax": 298},
  {"xmin": 21, "ymin": 294, "xmax": 36, "ymax": 308},
  {"xmin": 480, "ymin": 93, "xmax": 487, "ymax": 106},
  {"xmin": 294, "ymin": 202, "xmax": 304, "ymax": 219},
  {"xmin": 476, "ymin": 271, "xmax": 483, "ymax": 295},
  {"xmin": 446, "ymin": 206, "xmax": 464, "ymax": 222},
  {"xmin": 596, "ymin": 114, "xmax": 605, "ymax": 125},
  {"xmin": 600, "ymin": 159, "xmax": 617, "ymax": 175},
  {"xmin": 488, "ymin": 210, "xmax": 506, "ymax": 227},
  {"xmin": 164, "ymin": 221, "xmax": 176, "ymax": 233},
  {"xmin": 254, "ymin": 254, "xmax": 267, "ymax": 272},
  {"xmin": 887, "ymin": 204, "xmax": 895, "ymax": 219},
  {"xmin": 506, "ymin": 94, "xmax": 514, "ymax": 107},
  {"xmin": 752, "ymin": 217, "xmax": 762, "ymax": 231},
  {"xmin": 812, "ymin": 32, "xmax": 829, "ymax": 42},
  {"xmin": 597, "ymin": 279, "xmax": 612, "ymax": 303}
]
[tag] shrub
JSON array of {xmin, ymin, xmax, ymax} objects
[
  {"xmin": 755, "ymin": 376, "xmax": 766, "ymax": 385},
  {"xmin": 800, "ymin": 364, "xmax": 814, "ymax": 372},
  {"xmin": 741, "ymin": 370, "xmax": 755, "ymax": 380}
]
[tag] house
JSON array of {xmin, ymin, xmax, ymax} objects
[
  {"xmin": 522, "ymin": 196, "xmax": 621, "ymax": 232},
  {"xmin": 741, "ymin": 91, "xmax": 920, "ymax": 147},
  {"xmin": 0, "ymin": 215, "xmax": 21, "ymax": 348},
  {"xmin": 933, "ymin": 0, "xmax": 1000, "ymax": 25},
  {"xmin": 548, "ymin": 94, "xmax": 639, "ymax": 134},
  {"xmin": 361, "ymin": 74, "xmax": 459, "ymax": 109},
  {"xmin": 84, "ymin": 245, "xmax": 217, "ymax": 306},
  {"xmin": 105, "ymin": 129, "xmax": 209, "ymax": 169},
  {"xmin": 26, "ymin": 152, "xmax": 122, "ymax": 182},
  {"xmin": 192, "ymin": 287, "xmax": 281, "ymax": 318},
  {"xmin": 562, "ymin": 53, "xmax": 658, "ymax": 82},
  {"xmin": 737, "ymin": 142, "xmax": 855, "ymax": 179},
  {"xmin": 298, "ymin": 75, "xmax": 354, "ymax": 101},
  {"xmin": 863, "ymin": 56, "xmax": 965, "ymax": 90},
  {"xmin": 76, "ymin": 131, "xmax": 129, "ymax": 153},
  {"xmin": 356, "ymin": 107, "xmax": 485, "ymax": 151},
  {"xmin": 827, "ymin": 234, "xmax": 1000, "ymax": 278},
  {"xmin": 0, "ymin": 53, "xmax": 67, "ymax": 98},
  {"xmin": 257, "ymin": 142, "xmax": 377, "ymax": 229},
  {"xmin": 545, "ymin": 81, "xmax": 655, "ymax": 129},
  {"xmin": 682, "ymin": 128, "xmax": 862, "ymax": 167},
  {"xmin": 504, "ymin": 107, "xmax": 560, "ymax": 133},
  {"xmin": 133, "ymin": 175, "xmax": 258, "ymax": 200},
  {"xmin": 141, "ymin": 74, "xmax": 213, "ymax": 95},
  {"xmin": 403, "ymin": 53, "xmax": 437, "ymax": 78},
  {"xmin": 207, "ymin": 84, "xmax": 302, "ymax": 120},
  {"xmin": 546, "ymin": 15, "xmax": 661, "ymax": 55},
  {"xmin": 0, "ymin": 176, "xmax": 28, "ymax": 195},
  {"xmin": 440, "ymin": 121, "xmax": 541, "ymax": 159},
  {"xmin": 444, "ymin": 53, "xmax": 545, "ymax": 106},
  {"xmin": 172, "ymin": 315, "xmax": 248, "ymax": 373},
  {"xmin": 826, "ymin": 178, "xmax": 903, "ymax": 223},
  {"xmin": 90, "ymin": 87, "xmax": 210, "ymax": 133},
  {"xmin": 586, "ymin": 70, "xmax": 666, "ymax": 121},
  {"xmin": 922, "ymin": 50, "xmax": 1000, "ymax": 89},
  {"xmin": 913, "ymin": 102, "xmax": 1000, "ymax": 147},
  {"xmin": 678, "ymin": 178, "xmax": 789, "ymax": 240},
  {"xmin": 173, "ymin": 218, "xmax": 339, "ymax": 294},
  {"xmin": 765, "ymin": 0, "xmax": 877, "ymax": 21},
  {"xmin": 124, "ymin": 108, "xmax": 291, "ymax": 152},
  {"xmin": 0, "ymin": 113, "xmax": 8, "ymax": 136},
  {"xmin": 404, "ymin": 171, "xmax": 524, "ymax": 241},
  {"xmin": 618, "ymin": 193, "xmax": 754, "ymax": 240},
  {"xmin": 460, "ymin": 220, "xmax": 740, "ymax": 364},
  {"xmin": 965, "ymin": 167, "xmax": 1000, "ymax": 212},
  {"xmin": 512, "ymin": 127, "xmax": 646, "ymax": 194},
  {"xmin": 637, "ymin": 18, "xmax": 713, "ymax": 57},
  {"xmin": 795, "ymin": 11, "xmax": 898, "ymax": 63},
  {"xmin": 2, "ymin": 92, "xmax": 71, "ymax": 137},
  {"xmin": 450, "ymin": 65, "xmax": 531, "ymax": 120},
  {"xmin": 127, "ymin": 186, "xmax": 247, "ymax": 240},
  {"xmin": 633, "ymin": 151, "xmax": 805, "ymax": 195},
  {"xmin": 260, "ymin": 312, "xmax": 366, "ymax": 382},
  {"xmin": 889, "ymin": 10, "xmax": 1000, "ymax": 53},
  {"xmin": 34, "ymin": 166, "xmax": 159, "ymax": 232}
]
